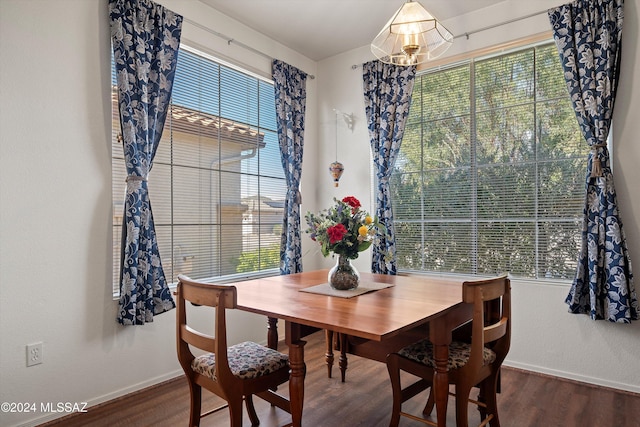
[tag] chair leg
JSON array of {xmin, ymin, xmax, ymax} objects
[
  {"xmin": 484, "ymin": 374, "xmax": 501, "ymax": 427},
  {"xmin": 245, "ymin": 394, "xmax": 260, "ymax": 426},
  {"xmin": 422, "ymin": 387, "xmax": 435, "ymax": 416},
  {"xmin": 454, "ymin": 383, "xmax": 472, "ymax": 427},
  {"xmin": 186, "ymin": 381, "xmax": 202, "ymax": 427},
  {"xmin": 228, "ymin": 398, "xmax": 244, "ymax": 427},
  {"xmin": 386, "ymin": 355, "xmax": 402, "ymax": 427},
  {"xmin": 477, "ymin": 381, "xmax": 488, "ymax": 420}
]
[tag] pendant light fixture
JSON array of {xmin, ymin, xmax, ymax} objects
[{"xmin": 371, "ymin": 0, "xmax": 453, "ymax": 66}]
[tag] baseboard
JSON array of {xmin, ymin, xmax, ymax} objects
[
  {"xmin": 15, "ymin": 370, "xmax": 184, "ymax": 427},
  {"xmin": 503, "ymin": 361, "xmax": 640, "ymax": 395},
  {"xmin": 14, "ymin": 361, "xmax": 638, "ymax": 426}
]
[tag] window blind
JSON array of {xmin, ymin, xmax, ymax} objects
[
  {"xmin": 112, "ymin": 47, "xmax": 284, "ymax": 296},
  {"xmin": 392, "ymin": 43, "xmax": 588, "ymax": 280}
]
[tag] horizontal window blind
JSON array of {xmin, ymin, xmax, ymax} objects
[
  {"xmin": 112, "ymin": 47, "xmax": 284, "ymax": 296},
  {"xmin": 392, "ymin": 42, "xmax": 588, "ymax": 280}
]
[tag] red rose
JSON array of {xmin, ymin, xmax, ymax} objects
[
  {"xmin": 342, "ymin": 196, "xmax": 361, "ymax": 211},
  {"xmin": 327, "ymin": 223, "xmax": 347, "ymax": 244}
]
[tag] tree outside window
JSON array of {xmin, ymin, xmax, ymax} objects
[{"xmin": 392, "ymin": 43, "xmax": 588, "ymax": 280}]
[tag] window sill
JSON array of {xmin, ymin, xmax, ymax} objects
[
  {"xmin": 112, "ymin": 268, "xmax": 281, "ymax": 300},
  {"xmin": 398, "ymin": 270, "xmax": 572, "ymax": 288}
]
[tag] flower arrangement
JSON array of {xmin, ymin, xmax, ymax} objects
[{"xmin": 305, "ymin": 196, "xmax": 384, "ymax": 260}]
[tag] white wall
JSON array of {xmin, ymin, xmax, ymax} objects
[
  {"xmin": 0, "ymin": 1, "xmax": 317, "ymax": 426},
  {"xmin": 316, "ymin": 0, "xmax": 640, "ymax": 393},
  {"xmin": 1, "ymin": 0, "xmax": 639, "ymax": 426}
]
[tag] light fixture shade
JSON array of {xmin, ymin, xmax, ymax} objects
[{"xmin": 371, "ymin": 0, "xmax": 453, "ymax": 65}]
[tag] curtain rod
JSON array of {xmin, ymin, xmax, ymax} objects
[
  {"xmin": 454, "ymin": 9, "xmax": 549, "ymax": 40},
  {"xmin": 184, "ymin": 18, "xmax": 315, "ymax": 79},
  {"xmin": 351, "ymin": 8, "xmax": 550, "ymax": 70}
]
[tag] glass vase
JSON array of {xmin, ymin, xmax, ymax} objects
[{"xmin": 328, "ymin": 254, "xmax": 360, "ymax": 290}]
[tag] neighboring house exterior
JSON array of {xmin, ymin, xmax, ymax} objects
[{"xmin": 111, "ymin": 92, "xmax": 280, "ymax": 289}]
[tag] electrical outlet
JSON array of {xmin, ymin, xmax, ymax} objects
[{"xmin": 26, "ymin": 342, "xmax": 43, "ymax": 367}]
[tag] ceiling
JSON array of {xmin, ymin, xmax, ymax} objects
[{"xmin": 198, "ymin": 0, "xmax": 505, "ymax": 61}]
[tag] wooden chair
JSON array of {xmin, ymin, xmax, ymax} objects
[
  {"xmin": 176, "ymin": 275, "xmax": 292, "ymax": 426},
  {"xmin": 386, "ymin": 275, "xmax": 511, "ymax": 427}
]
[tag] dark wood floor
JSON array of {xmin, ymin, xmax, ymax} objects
[{"xmin": 41, "ymin": 331, "xmax": 640, "ymax": 427}]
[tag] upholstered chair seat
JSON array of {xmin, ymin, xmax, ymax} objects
[
  {"xmin": 398, "ymin": 339, "xmax": 496, "ymax": 370},
  {"xmin": 191, "ymin": 341, "xmax": 289, "ymax": 381}
]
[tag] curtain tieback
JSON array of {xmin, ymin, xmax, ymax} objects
[
  {"xmin": 293, "ymin": 189, "xmax": 302, "ymax": 205},
  {"xmin": 126, "ymin": 175, "xmax": 148, "ymax": 182},
  {"xmin": 590, "ymin": 143, "xmax": 607, "ymax": 178}
]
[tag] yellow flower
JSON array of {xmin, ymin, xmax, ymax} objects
[
  {"xmin": 365, "ymin": 216, "xmax": 373, "ymax": 225},
  {"xmin": 358, "ymin": 225, "xmax": 369, "ymax": 237}
]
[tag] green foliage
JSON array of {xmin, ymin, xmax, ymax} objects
[
  {"xmin": 392, "ymin": 43, "xmax": 589, "ymax": 279},
  {"xmin": 236, "ymin": 244, "xmax": 280, "ymax": 273}
]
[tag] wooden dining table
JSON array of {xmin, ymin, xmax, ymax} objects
[{"xmin": 233, "ymin": 269, "xmax": 473, "ymax": 427}]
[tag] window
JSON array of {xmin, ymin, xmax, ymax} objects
[
  {"xmin": 112, "ymin": 46, "xmax": 284, "ymax": 296},
  {"xmin": 391, "ymin": 42, "xmax": 589, "ymax": 280}
]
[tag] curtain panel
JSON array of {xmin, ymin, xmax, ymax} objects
[
  {"xmin": 110, "ymin": 0, "xmax": 182, "ymax": 325},
  {"xmin": 363, "ymin": 61, "xmax": 416, "ymax": 275},
  {"xmin": 549, "ymin": 0, "xmax": 638, "ymax": 322},
  {"xmin": 273, "ymin": 60, "xmax": 307, "ymax": 275}
]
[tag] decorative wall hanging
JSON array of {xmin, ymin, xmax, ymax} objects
[
  {"xmin": 329, "ymin": 160, "xmax": 344, "ymax": 187},
  {"xmin": 328, "ymin": 109, "xmax": 353, "ymax": 187}
]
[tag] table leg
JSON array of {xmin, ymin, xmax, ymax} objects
[
  {"xmin": 338, "ymin": 333, "xmax": 348, "ymax": 383},
  {"xmin": 286, "ymin": 322, "xmax": 306, "ymax": 427},
  {"xmin": 432, "ymin": 343, "xmax": 449, "ymax": 427},
  {"xmin": 429, "ymin": 303, "xmax": 473, "ymax": 426},
  {"xmin": 325, "ymin": 330, "xmax": 334, "ymax": 378},
  {"xmin": 267, "ymin": 317, "xmax": 278, "ymax": 349},
  {"xmin": 267, "ymin": 317, "xmax": 280, "ymax": 392}
]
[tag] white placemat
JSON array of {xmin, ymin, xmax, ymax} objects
[{"xmin": 299, "ymin": 282, "xmax": 394, "ymax": 298}]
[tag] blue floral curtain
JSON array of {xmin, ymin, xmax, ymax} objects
[
  {"xmin": 363, "ymin": 61, "xmax": 416, "ymax": 275},
  {"xmin": 273, "ymin": 60, "xmax": 307, "ymax": 275},
  {"xmin": 110, "ymin": 0, "xmax": 182, "ymax": 325},
  {"xmin": 549, "ymin": 0, "xmax": 638, "ymax": 322}
]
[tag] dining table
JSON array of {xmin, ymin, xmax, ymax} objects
[{"xmin": 232, "ymin": 269, "xmax": 473, "ymax": 427}]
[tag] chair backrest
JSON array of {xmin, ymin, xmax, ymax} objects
[
  {"xmin": 462, "ymin": 274, "xmax": 511, "ymax": 373},
  {"xmin": 175, "ymin": 274, "xmax": 238, "ymax": 386}
]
